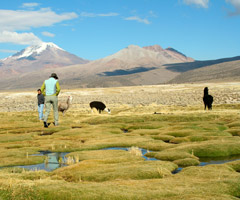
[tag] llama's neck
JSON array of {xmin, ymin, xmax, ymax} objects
[{"xmin": 204, "ymin": 89, "xmax": 209, "ymax": 96}]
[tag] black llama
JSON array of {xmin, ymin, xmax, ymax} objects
[
  {"xmin": 89, "ymin": 101, "xmax": 111, "ymax": 114},
  {"xmin": 203, "ymin": 87, "xmax": 213, "ymax": 110}
]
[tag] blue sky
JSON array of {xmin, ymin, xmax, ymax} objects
[{"xmin": 0, "ymin": 0, "xmax": 239, "ymax": 61}]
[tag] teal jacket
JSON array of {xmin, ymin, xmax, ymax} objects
[{"xmin": 41, "ymin": 77, "xmax": 61, "ymax": 96}]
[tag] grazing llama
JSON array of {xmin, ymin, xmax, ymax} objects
[{"xmin": 89, "ymin": 101, "xmax": 111, "ymax": 114}]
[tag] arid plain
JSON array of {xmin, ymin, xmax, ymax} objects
[{"xmin": 0, "ymin": 82, "xmax": 240, "ymax": 199}]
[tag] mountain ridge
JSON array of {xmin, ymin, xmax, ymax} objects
[
  {"xmin": 0, "ymin": 43, "xmax": 194, "ymax": 89},
  {"xmin": 0, "ymin": 42, "xmax": 238, "ymax": 90}
]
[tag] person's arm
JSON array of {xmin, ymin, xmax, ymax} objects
[
  {"xmin": 41, "ymin": 82, "xmax": 46, "ymax": 96},
  {"xmin": 56, "ymin": 81, "xmax": 61, "ymax": 96}
]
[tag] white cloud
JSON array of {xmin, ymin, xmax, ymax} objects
[
  {"xmin": 41, "ymin": 31, "xmax": 55, "ymax": 37},
  {"xmin": 124, "ymin": 16, "xmax": 150, "ymax": 24},
  {"xmin": 0, "ymin": 8, "xmax": 78, "ymax": 32},
  {"xmin": 21, "ymin": 2, "xmax": 40, "ymax": 8},
  {"xmin": 80, "ymin": 12, "xmax": 119, "ymax": 17},
  {"xmin": 183, "ymin": 0, "xmax": 209, "ymax": 8},
  {"xmin": 0, "ymin": 31, "xmax": 42, "ymax": 45},
  {"xmin": 226, "ymin": 0, "xmax": 240, "ymax": 16},
  {"xmin": 0, "ymin": 49, "xmax": 18, "ymax": 53}
]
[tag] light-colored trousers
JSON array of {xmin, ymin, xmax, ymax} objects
[
  {"xmin": 44, "ymin": 96, "xmax": 59, "ymax": 125},
  {"xmin": 38, "ymin": 104, "xmax": 44, "ymax": 120}
]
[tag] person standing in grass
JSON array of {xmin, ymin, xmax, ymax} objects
[
  {"xmin": 41, "ymin": 73, "xmax": 61, "ymax": 128},
  {"xmin": 37, "ymin": 89, "xmax": 44, "ymax": 120}
]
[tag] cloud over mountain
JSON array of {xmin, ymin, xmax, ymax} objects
[{"xmin": 0, "ymin": 31, "xmax": 42, "ymax": 45}]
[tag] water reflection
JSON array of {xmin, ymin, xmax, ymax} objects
[{"xmin": 17, "ymin": 151, "xmax": 69, "ymax": 172}]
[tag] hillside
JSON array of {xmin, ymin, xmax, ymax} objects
[{"xmin": 168, "ymin": 59, "xmax": 240, "ymax": 83}]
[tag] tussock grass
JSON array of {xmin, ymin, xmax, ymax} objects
[
  {"xmin": 173, "ymin": 158, "xmax": 200, "ymax": 167},
  {"xmin": 52, "ymin": 159, "xmax": 177, "ymax": 182},
  {"xmin": 147, "ymin": 151, "xmax": 198, "ymax": 161},
  {"xmin": 0, "ymin": 95, "xmax": 240, "ymax": 199}
]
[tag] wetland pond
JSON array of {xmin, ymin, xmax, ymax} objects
[{"xmin": 14, "ymin": 148, "xmax": 240, "ymax": 173}]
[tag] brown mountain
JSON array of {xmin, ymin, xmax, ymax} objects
[
  {"xmin": 0, "ymin": 42, "xmax": 88, "ymax": 77},
  {"xmin": 143, "ymin": 45, "xmax": 194, "ymax": 63},
  {"xmin": 0, "ymin": 44, "xmax": 194, "ymax": 90}
]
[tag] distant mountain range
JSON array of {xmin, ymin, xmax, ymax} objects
[{"xmin": 0, "ymin": 42, "xmax": 239, "ymax": 90}]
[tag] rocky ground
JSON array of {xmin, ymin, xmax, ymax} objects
[{"xmin": 0, "ymin": 82, "xmax": 240, "ymax": 112}]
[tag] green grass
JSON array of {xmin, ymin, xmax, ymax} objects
[{"xmin": 0, "ymin": 105, "xmax": 240, "ymax": 199}]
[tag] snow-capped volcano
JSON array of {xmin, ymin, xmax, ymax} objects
[
  {"xmin": 0, "ymin": 42, "xmax": 89, "ymax": 77},
  {"xmin": 12, "ymin": 42, "xmax": 65, "ymax": 60}
]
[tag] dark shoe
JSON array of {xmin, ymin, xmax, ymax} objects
[{"xmin": 44, "ymin": 121, "xmax": 48, "ymax": 128}]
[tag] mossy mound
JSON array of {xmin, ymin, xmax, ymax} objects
[
  {"xmin": 53, "ymin": 160, "xmax": 177, "ymax": 182},
  {"xmin": 173, "ymin": 158, "xmax": 200, "ymax": 167}
]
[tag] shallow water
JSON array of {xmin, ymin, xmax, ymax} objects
[
  {"xmin": 13, "ymin": 149, "xmax": 240, "ymax": 173},
  {"xmin": 102, "ymin": 147, "xmax": 240, "ymax": 174},
  {"xmin": 199, "ymin": 155, "xmax": 240, "ymax": 165},
  {"xmin": 173, "ymin": 155, "xmax": 240, "ymax": 174},
  {"xmin": 17, "ymin": 151, "xmax": 69, "ymax": 172}
]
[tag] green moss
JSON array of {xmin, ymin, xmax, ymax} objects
[{"xmin": 218, "ymin": 125, "xmax": 228, "ymax": 131}]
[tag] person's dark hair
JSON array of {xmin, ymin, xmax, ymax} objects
[{"xmin": 37, "ymin": 89, "xmax": 41, "ymax": 92}]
